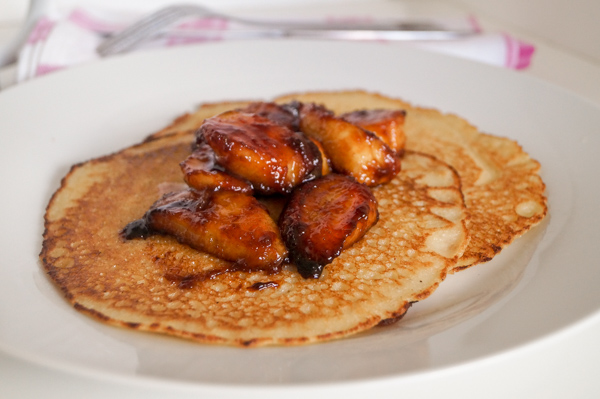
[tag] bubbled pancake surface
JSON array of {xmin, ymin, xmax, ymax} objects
[
  {"xmin": 273, "ymin": 91, "xmax": 547, "ymax": 270},
  {"xmin": 41, "ymin": 128, "xmax": 468, "ymax": 346}
]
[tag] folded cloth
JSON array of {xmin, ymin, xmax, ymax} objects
[{"xmin": 16, "ymin": 7, "xmax": 534, "ymax": 83}]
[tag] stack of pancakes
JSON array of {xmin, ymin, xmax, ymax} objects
[{"xmin": 40, "ymin": 91, "xmax": 547, "ymax": 346}]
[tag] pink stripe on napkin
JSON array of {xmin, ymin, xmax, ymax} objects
[
  {"xmin": 504, "ymin": 34, "xmax": 535, "ymax": 69},
  {"xmin": 176, "ymin": 17, "xmax": 229, "ymax": 30},
  {"xmin": 36, "ymin": 64, "xmax": 63, "ymax": 76},
  {"xmin": 467, "ymin": 15, "xmax": 483, "ymax": 33},
  {"xmin": 27, "ymin": 18, "xmax": 55, "ymax": 44},
  {"xmin": 166, "ymin": 36, "xmax": 225, "ymax": 47}
]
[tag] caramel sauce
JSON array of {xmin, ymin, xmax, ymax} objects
[
  {"xmin": 163, "ymin": 265, "xmax": 282, "ymax": 290},
  {"xmin": 164, "ymin": 264, "xmax": 244, "ymax": 289},
  {"xmin": 121, "ymin": 218, "xmax": 151, "ymax": 239},
  {"xmin": 248, "ymin": 281, "xmax": 279, "ymax": 291},
  {"xmin": 240, "ymin": 102, "xmax": 300, "ymax": 132}
]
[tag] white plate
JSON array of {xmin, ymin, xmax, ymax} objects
[{"xmin": 1, "ymin": 40, "xmax": 599, "ymax": 392}]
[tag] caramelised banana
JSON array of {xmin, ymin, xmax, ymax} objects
[
  {"xmin": 121, "ymin": 188, "xmax": 288, "ymax": 270},
  {"xmin": 239, "ymin": 102, "xmax": 300, "ymax": 132},
  {"xmin": 180, "ymin": 143, "xmax": 253, "ymax": 194},
  {"xmin": 279, "ymin": 174, "xmax": 378, "ymax": 279},
  {"xmin": 341, "ymin": 109, "xmax": 406, "ymax": 156},
  {"xmin": 306, "ymin": 136, "xmax": 331, "ymax": 176},
  {"xmin": 297, "ymin": 103, "xmax": 401, "ymax": 186},
  {"xmin": 200, "ymin": 110, "xmax": 324, "ymax": 194},
  {"xmin": 237, "ymin": 103, "xmax": 330, "ymax": 176}
]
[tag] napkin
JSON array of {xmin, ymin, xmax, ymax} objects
[{"xmin": 16, "ymin": 7, "xmax": 535, "ymax": 83}]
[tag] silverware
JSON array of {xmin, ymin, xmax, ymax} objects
[{"xmin": 96, "ymin": 4, "xmax": 476, "ymax": 57}]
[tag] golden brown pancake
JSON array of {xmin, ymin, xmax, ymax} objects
[{"xmin": 41, "ymin": 128, "xmax": 468, "ymax": 346}]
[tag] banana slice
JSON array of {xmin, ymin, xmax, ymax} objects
[
  {"xmin": 341, "ymin": 109, "xmax": 406, "ymax": 156},
  {"xmin": 297, "ymin": 103, "xmax": 401, "ymax": 186},
  {"xmin": 180, "ymin": 143, "xmax": 253, "ymax": 194},
  {"xmin": 200, "ymin": 110, "xmax": 324, "ymax": 194},
  {"xmin": 279, "ymin": 174, "xmax": 378, "ymax": 278},
  {"xmin": 122, "ymin": 188, "xmax": 288, "ymax": 270}
]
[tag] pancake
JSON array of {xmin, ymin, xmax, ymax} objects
[{"xmin": 40, "ymin": 128, "xmax": 468, "ymax": 346}]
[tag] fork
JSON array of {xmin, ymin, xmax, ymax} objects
[{"xmin": 96, "ymin": 4, "xmax": 475, "ymax": 57}]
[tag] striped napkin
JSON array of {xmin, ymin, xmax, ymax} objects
[{"xmin": 16, "ymin": 7, "xmax": 535, "ymax": 83}]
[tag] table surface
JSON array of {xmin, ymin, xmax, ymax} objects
[{"xmin": 1, "ymin": 1, "xmax": 599, "ymax": 398}]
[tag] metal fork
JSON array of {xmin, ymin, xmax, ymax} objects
[{"xmin": 96, "ymin": 4, "xmax": 476, "ymax": 57}]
